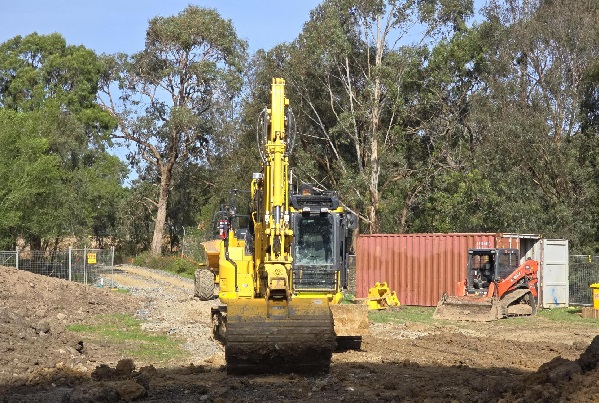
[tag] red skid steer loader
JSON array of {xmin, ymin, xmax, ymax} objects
[{"xmin": 433, "ymin": 248, "xmax": 539, "ymax": 321}]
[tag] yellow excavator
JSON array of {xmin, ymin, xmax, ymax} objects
[{"xmin": 203, "ymin": 78, "xmax": 368, "ymax": 374}]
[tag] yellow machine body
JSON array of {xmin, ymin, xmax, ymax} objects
[{"xmin": 211, "ymin": 79, "xmax": 367, "ymax": 374}]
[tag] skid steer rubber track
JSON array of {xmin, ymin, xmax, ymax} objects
[
  {"xmin": 500, "ymin": 289, "xmax": 537, "ymax": 317},
  {"xmin": 224, "ymin": 297, "xmax": 336, "ymax": 375}
]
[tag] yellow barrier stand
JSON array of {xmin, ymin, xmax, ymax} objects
[
  {"xmin": 366, "ymin": 282, "xmax": 401, "ymax": 310},
  {"xmin": 591, "ymin": 283, "xmax": 599, "ymax": 310}
]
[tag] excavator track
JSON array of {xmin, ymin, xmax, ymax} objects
[{"xmin": 220, "ymin": 298, "xmax": 336, "ymax": 375}]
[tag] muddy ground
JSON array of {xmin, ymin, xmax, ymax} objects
[{"xmin": 1, "ymin": 265, "xmax": 598, "ymax": 402}]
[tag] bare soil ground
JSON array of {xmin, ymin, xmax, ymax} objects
[{"xmin": 1, "ymin": 264, "xmax": 599, "ymax": 402}]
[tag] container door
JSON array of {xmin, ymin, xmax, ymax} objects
[{"xmin": 540, "ymin": 239, "xmax": 569, "ymax": 308}]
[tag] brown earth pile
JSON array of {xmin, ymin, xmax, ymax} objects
[
  {"xmin": 1, "ymin": 264, "xmax": 599, "ymax": 402},
  {"xmin": 0, "ymin": 266, "xmax": 136, "ymax": 386}
]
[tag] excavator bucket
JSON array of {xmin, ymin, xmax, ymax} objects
[
  {"xmin": 432, "ymin": 295, "xmax": 502, "ymax": 322},
  {"xmin": 330, "ymin": 304, "xmax": 370, "ymax": 350},
  {"xmin": 225, "ymin": 297, "xmax": 336, "ymax": 375}
]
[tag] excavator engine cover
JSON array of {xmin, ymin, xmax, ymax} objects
[{"xmin": 225, "ymin": 297, "xmax": 336, "ymax": 374}]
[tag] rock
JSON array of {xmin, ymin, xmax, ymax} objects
[
  {"xmin": 91, "ymin": 364, "xmax": 115, "ymax": 381},
  {"xmin": 35, "ymin": 320, "xmax": 51, "ymax": 334},
  {"xmin": 133, "ymin": 372, "xmax": 150, "ymax": 390},
  {"xmin": 75, "ymin": 340, "xmax": 85, "ymax": 353},
  {"xmin": 73, "ymin": 363, "xmax": 88, "ymax": 373},
  {"xmin": 70, "ymin": 385, "xmax": 120, "ymax": 403},
  {"xmin": 115, "ymin": 379, "xmax": 146, "ymax": 401},
  {"xmin": 116, "ymin": 358, "xmax": 135, "ymax": 376}
]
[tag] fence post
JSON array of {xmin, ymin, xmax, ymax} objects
[
  {"xmin": 84, "ymin": 246, "xmax": 87, "ymax": 285},
  {"xmin": 15, "ymin": 247, "xmax": 18, "ymax": 270},
  {"xmin": 68, "ymin": 246, "xmax": 72, "ymax": 282},
  {"xmin": 181, "ymin": 226, "xmax": 186, "ymax": 259},
  {"xmin": 110, "ymin": 246, "xmax": 115, "ymax": 288}
]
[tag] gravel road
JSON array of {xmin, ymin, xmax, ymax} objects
[{"xmin": 104, "ymin": 265, "xmax": 224, "ymax": 365}]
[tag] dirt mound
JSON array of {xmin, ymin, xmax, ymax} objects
[
  {"xmin": 3, "ymin": 263, "xmax": 599, "ymax": 402},
  {"xmin": 0, "ymin": 265, "xmax": 137, "ymax": 390},
  {"xmin": 500, "ymin": 335, "xmax": 599, "ymax": 402}
]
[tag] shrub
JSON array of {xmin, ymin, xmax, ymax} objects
[{"xmin": 132, "ymin": 252, "xmax": 198, "ymax": 279}]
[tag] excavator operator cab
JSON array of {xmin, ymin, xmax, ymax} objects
[
  {"xmin": 289, "ymin": 184, "xmax": 355, "ymax": 294},
  {"xmin": 294, "ymin": 215, "xmax": 334, "ymax": 265},
  {"xmin": 467, "ymin": 248, "xmax": 520, "ymax": 294}
]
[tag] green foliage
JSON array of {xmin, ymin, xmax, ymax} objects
[
  {"xmin": 3, "ymin": 1, "xmax": 599, "ymax": 256},
  {"xmin": 132, "ymin": 252, "xmax": 198, "ymax": 279},
  {"xmin": 413, "ymin": 170, "xmax": 501, "ymax": 233},
  {"xmin": 0, "ymin": 33, "xmax": 126, "ymax": 250},
  {"xmin": 100, "ymin": 5, "xmax": 248, "ymax": 256}
]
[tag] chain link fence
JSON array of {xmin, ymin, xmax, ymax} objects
[
  {"xmin": 2, "ymin": 247, "xmax": 598, "ymax": 305},
  {"xmin": 0, "ymin": 251, "xmax": 17, "ymax": 268},
  {"xmin": 569, "ymin": 255, "xmax": 599, "ymax": 306},
  {"xmin": 180, "ymin": 227, "xmax": 208, "ymax": 264},
  {"xmin": 0, "ymin": 247, "xmax": 115, "ymax": 287}
]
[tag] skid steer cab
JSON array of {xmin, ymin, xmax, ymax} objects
[{"xmin": 433, "ymin": 248, "xmax": 539, "ymax": 321}]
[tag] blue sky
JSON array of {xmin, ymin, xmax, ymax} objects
[{"xmin": 0, "ymin": 1, "xmax": 322, "ymax": 54}]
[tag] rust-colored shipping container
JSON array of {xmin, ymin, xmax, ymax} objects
[{"xmin": 356, "ymin": 233, "xmax": 496, "ymax": 306}]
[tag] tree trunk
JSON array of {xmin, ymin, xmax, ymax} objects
[
  {"xmin": 150, "ymin": 163, "xmax": 173, "ymax": 256},
  {"xmin": 367, "ymin": 16, "xmax": 384, "ymax": 234},
  {"xmin": 368, "ymin": 134, "xmax": 380, "ymax": 234},
  {"xmin": 368, "ymin": 73, "xmax": 382, "ymax": 234}
]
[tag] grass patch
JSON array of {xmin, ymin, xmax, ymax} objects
[
  {"xmin": 111, "ymin": 287, "xmax": 130, "ymax": 294},
  {"xmin": 369, "ymin": 306, "xmax": 437, "ymax": 325},
  {"xmin": 66, "ymin": 314, "xmax": 186, "ymax": 363},
  {"xmin": 132, "ymin": 252, "xmax": 198, "ymax": 279},
  {"xmin": 369, "ymin": 305, "xmax": 599, "ymax": 326},
  {"xmin": 537, "ymin": 307, "xmax": 596, "ymax": 323}
]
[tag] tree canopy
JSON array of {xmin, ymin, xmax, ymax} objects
[
  {"xmin": 1, "ymin": 1, "xmax": 599, "ymax": 255},
  {"xmin": 0, "ymin": 33, "xmax": 126, "ymax": 250},
  {"xmin": 99, "ymin": 5, "xmax": 248, "ymax": 256}
]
